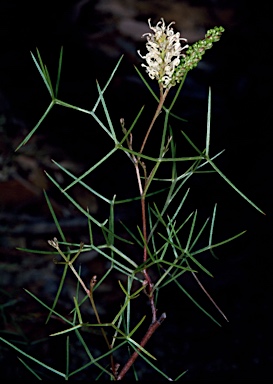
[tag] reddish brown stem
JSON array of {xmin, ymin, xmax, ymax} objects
[
  {"xmin": 116, "ymin": 313, "xmax": 166, "ymax": 380},
  {"xmin": 138, "ymin": 85, "xmax": 169, "ymax": 156}
]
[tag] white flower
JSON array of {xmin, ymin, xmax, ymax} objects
[{"xmin": 138, "ymin": 18, "xmax": 188, "ymax": 88}]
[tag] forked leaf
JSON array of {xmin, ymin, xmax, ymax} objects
[
  {"xmin": 92, "ymin": 55, "xmax": 123, "ymax": 113},
  {"xmin": 189, "ymin": 217, "xmax": 210, "ymax": 252},
  {"xmin": 31, "ymin": 49, "xmax": 53, "ymax": 97},
  {"xmin": 51, "ymin": 159, "xmax": 111, "ymax": 204},
  {"xmin": 96, "ymin": 80, "xmax": 117, "ymax": 143},
  {"xmin": 62, "ymin": 147, "xmax": 117, "ymax": 192}
]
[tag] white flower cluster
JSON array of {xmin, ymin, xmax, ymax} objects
[{"xmin": 138, "ymin": 18, "xmax": 188, "ymax": 88}]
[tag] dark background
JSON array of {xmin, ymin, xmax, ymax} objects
[{"xmin": 0, "ymin": 0, "xmax": 273, "ymax": 380}]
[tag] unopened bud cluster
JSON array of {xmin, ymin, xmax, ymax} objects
[{"xmin": 173, "ymin": 26, "xmax": 225, "ymax": 85}]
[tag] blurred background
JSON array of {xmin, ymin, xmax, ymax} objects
[{"xmin": 0, "ymin": 0, "xmax": 273, "ymax": 380}]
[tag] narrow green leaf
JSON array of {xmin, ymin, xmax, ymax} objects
[
  {"xmin": 126, "ymin": 277, "xmax": 133, "ymax": 335},
  {"xmin": 62, "ymin": 147, "xmax": 117, "ymax": 192},
  {"xmin": 189, "ymin": 217, "xmax": 210, "ymax": 252},
  {"xmin": 108, "ymin": 195, "xmax": 116, "ymax": 246},
  {"xmin": 128, "ymin": 338, "xmax": 156, "ymax": 360},
  {"xmin": 16, "ymin": 100, "xmax": 55, "ymax": 151},
  {"xmin": 130, "ymin": 345, "xmax": 175, "ymax": 380},
  {"xmin": 24, "ymin": 289, "xmax": 74, "ymax": 326},
  {"xmin": 65, "ymin": 336, "xmax": 69, "ymax": 379},
  {"xmin": 50, "ymin": 324, "xmax": 82, "ymax": 336},
  {"xmin": 70, "ymin": 329, "xmax": 114, "ymax": 378},
  {"xmin": 30, "ymin": 50, "xmax": 52, "ymax": 97},
  {"xmin": 0, "ymin": 337, "xmax": 66, "ymax": 378},
  {"xmin": 73, "ymin": 296, "xmax": 83, "ymax": 325},
  {"xmin": 43, "ymin": 189, "xmax": 66, "ymax": 242},
  {"xmin": 185, "ymin": 210, "xmax": 197, "ymax": 252},
  {"xmin": 159, "ymin": 105, "xmax": 170, "ymax": 157},
  {"xmin": 172, "ymin": 281, "xmax": 221, "ymax": 326},
  {"xmin": 209, "ymin": 204, "xmax": 218, "ymax": 259},
  {"xmin": 54, "ymin": 99, "xmax": 114, "ymax": 140},
  {"xmin": 92, "ymin": 55, "xmax": 123, "ymax": 113},
  {"xmin": 168, "ymin": 71, "xmax": 188, "ymax": 111},
  {"xmin": 108, "ymin": 245, "xmax": 138, "ymax": 268},
  {"xmin": 208, "ymin": 158, "xmax": 265, "ymax": 215},
  {"xmin": 93, "ymin": 245, "xmax": 135, "ymax": 273},
  {"xmin": 17, "ymin": 357, "xmax": 42, "ymax": 379},
  {"xmin": 175, "ymin": 370, "xmax": 188, "ymax": 380},
  {"xmin": 45, "ymin": 171, "xmax": 106, "ymax": 229},
  {"xmin": 180, "ymin": 129, "xmax": 203, "ymax": 155},
  {"xmin": 128, "ymin": 315, "xmax": 146, "ymax": 338},
  {"xmin": 192, "ymin": 230, "xmax": 247, "ymax": 256},
  {"xmin": 187, "ymin": 254, "xmax": 213, "ymax": 277},
  {"xmin": 119, "ymin": 105, "xmax": 145, "ymax": 146},
  {"xmin": 96, "ymin": 80, "xmax": 117, "ymax": 143},
  {"xmin": 158, "ymin": 265, "xmax": 187, "ymax": 289},
  {"xmin": 206, "ymin": 87, "xmax": 211, "ymax": 157},
  {"xmin": 51, "ymin": 159, "xmax": 112, "ymax": 204},
  {"xmin": 87, "ymin": 207, "xmax": 93, "ymax": 244},
  {"xmin": 44, "ymin": 65, "xmax": 54, "ymax": 97},
  {"xmin": 43, "ymin": 189, "xmax": 69, "ymax": 323},
  {"xmin": 69, "ymin": 330, "xmax": 125, "ymax": 378},
  {"xmin": 171, "ymin": 188, "xmax": 190, "ymax": 223},
  {"xmin": 119, "ymin": 220, "xmax": 141, "ymax": 247},
  {"xmin": 55, "ymin": 46, "xmax": 63, "ymax": 97}
]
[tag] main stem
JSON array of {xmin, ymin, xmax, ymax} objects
[
  {"xmin": 139, "ymin": 85, "xmax": 169, "ymax": 157},
  {"xmin": 116, "ymin": 313, "xmax": 166, "ymax": 380},
  {"xmin": 135, "ymin": 85, "xmax": 169, "ymax": 323},
  {"xmin": 118, "ymin": 85, "xmax": 169, "ymax": 380}
]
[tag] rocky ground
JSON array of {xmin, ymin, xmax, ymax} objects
[{"xmin": 1, "ymin": 0, "xmax": 273, "ymax": 381}]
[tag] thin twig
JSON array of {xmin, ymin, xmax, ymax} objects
[
  {"xmin": 191, "ymin": 270, "xmax": 229, "ymax": 322},
  {"xmin": 89, "ymin": 276, "xmax": 117, "ymax": 377}
]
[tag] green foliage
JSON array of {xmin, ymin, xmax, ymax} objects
[{"xmin": 1, "ymin": 23, "xmax": 264, "ymax": 380}]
